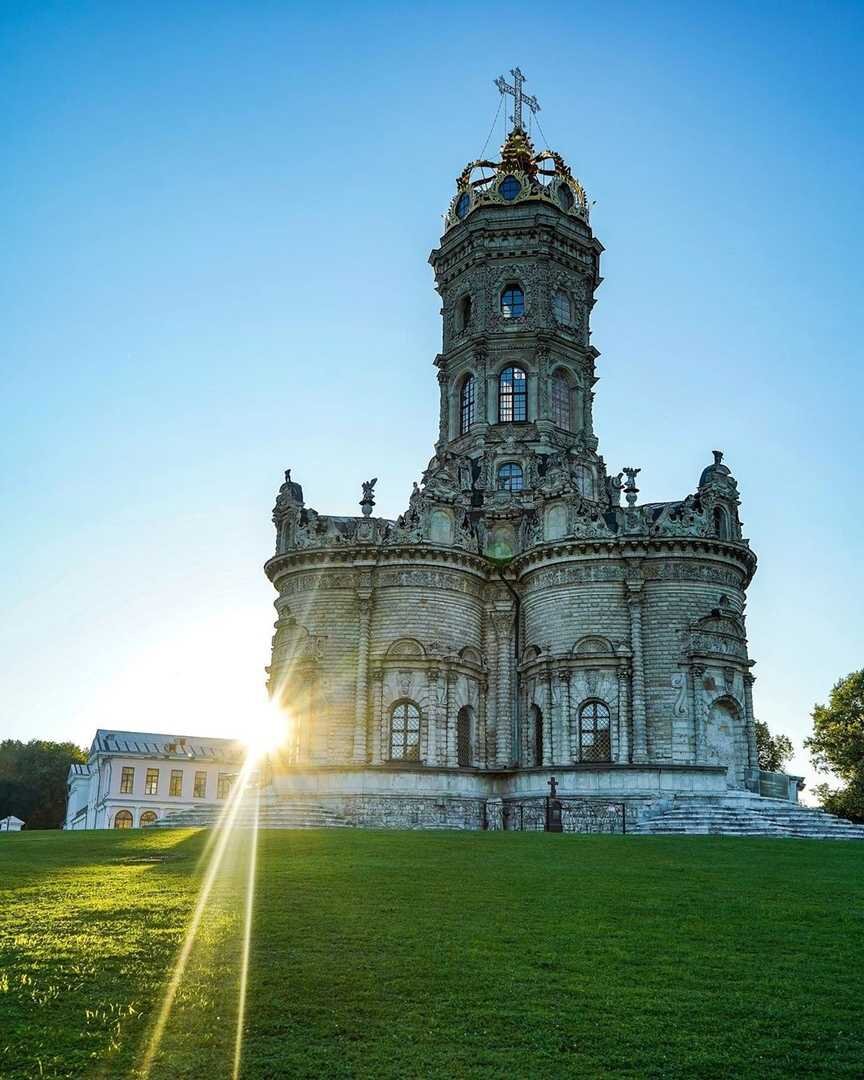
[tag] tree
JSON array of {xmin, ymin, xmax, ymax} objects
[
  {"xmin": 804, "ymin": 670, "xmax": 864, "ymax": 824},
  {"xmin": 754, "ymin": 720, "xmax": 794, "ymax": 772},
  {"xmin": 0, "ymin": 740, "xmax": 87, "ymax": 829}
]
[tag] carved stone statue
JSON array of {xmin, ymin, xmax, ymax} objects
[{"xmin": 360, "ymin": 477, "xmax": 377, "ymax": 517}]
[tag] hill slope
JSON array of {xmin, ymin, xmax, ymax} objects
[{"xmin": 2, "ymin": 829, "xmax": 863, "ymax": 1078}]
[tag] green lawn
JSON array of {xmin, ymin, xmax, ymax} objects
[{"xmin": 1, "ymin": 829, "xmax": 863, "ymax": 1079}]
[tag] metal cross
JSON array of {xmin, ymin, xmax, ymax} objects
[
  {"xmin": 547, "ymin": 775, "xmax": 559, "ymax": 798},
  {"xmin": 494, "ymin": 66, "xmax": 540, "ymax": 132}
]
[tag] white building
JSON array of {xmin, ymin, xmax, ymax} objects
[
  {"xmin": 65, "ymin": 729, "xmax": 245, "ymax": 830},
  {"xmin": 0, "ymin": 816, "xmax": 25, "ymax": 832}
]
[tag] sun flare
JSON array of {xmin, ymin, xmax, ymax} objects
[{"xmin": 242, "ymin": 700, "xmax": 289, "ymax": 761}]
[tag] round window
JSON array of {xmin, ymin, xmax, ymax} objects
[
  {"xmin": 499, "ymin": 176, "xmax": 521, "ymax": 201},
  {"xmin": 557, "ymin": 183, "xmax": 574, "ymax": 211},
  {"xmin": 456, "ymin": 192, "xmax": 470, "ymax": 219}
]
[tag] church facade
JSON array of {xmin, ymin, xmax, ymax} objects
[{"xmin": 264, "ymin": 77, "xmax": 761, "ymax": 830}]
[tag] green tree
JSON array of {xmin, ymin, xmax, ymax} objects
[
  {"xmin": 804, "ymin": 670, "xmax": 864, "ymax": 824},
  {"xmin": 0, "ymin": 740, "xmax": 87, "ymax": 829},
  {"xmin": 754, "ymin": 720, "xmax": 794, "ymax": 772}
]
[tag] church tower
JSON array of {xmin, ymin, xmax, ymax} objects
[{"xmin": 264, "ymin": 69, "xmax": 761, "ymax": 831}]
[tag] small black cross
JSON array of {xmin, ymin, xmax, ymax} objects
[{"xmin": 547, "ymin": 776, "xmax": 558, "ymax": 798}]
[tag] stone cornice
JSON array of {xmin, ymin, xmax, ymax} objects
[
  {"xmin": 512, "ymin": 535, "xmax": 757, "ymax": 586},
  {"xmin": 264, "ymin": 543, "xmax": 492, "ymax": 587}
]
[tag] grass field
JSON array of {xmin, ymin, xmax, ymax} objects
[{"xmin": 2, "ymin": 829, "xmax": 863, "ymax": 1079}]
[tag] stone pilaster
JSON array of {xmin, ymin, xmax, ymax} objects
[
  {"xmin": 543, "ymin": 668, "xmax": 554, "ymax": 763},
  {"xmin": 616, "ymin": 665, "xmax": 631, "ymax": 764},
  {"xmin": 446, "ymin": 669, "xmax": 459, "ymax": 767},
  {"xmin": 558, "ymin": 670, "xmax": 572, "ymax": 761},
  {"xmin": 490, "ymin": 606, "xmax": 514, "ymax": 767},
  {"xmin": 436, "ymin": 365, "xmax": 448, "ymax": 446},
  {"xmin": 370, "ymin": 669, "xmax": 384, "ymax": 766},
  {"xmin": 743, "ymin": 672, "xmax": 757, "ymax": 769},
  {"xmin": 426, "ymin": 668, "xmax": 441, "ymax": 765},
  {"xmin": 626, "ymin": 576, "xmax": 649, "ymax": 763},
  {"xmin": 477, "ymin": 676, "xmax": 489, "ymax": 768},
  {"xmin": 690, "ymin": 664, "xmax": 705, "ymax": 763},
  {"xmin": 352, "ymin": 591, "xmax": 372, "ymax": 763}
]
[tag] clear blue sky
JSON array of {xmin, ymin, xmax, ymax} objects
[{"xmin": 2, "ymin": 1, "xmax": 862, "ymax": 794}]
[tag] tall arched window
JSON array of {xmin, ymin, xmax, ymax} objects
[
  {"xmin": 578, "ymin": 701, "xmax": 611, "ymax": 762},
  {"xmin": 714, "ymin": 506, "xmax": 730, "ymax": 540},
  {"xmin": 530, "ymin": 704, "xmax": 544, "ymax": 765},
  {"xmin": 139, "ymin": 810, "xmax": 157, "ymax": 827},
  {"xmin": 551, "ymin": 373, "xmax": 571, "ymax": 429},
  {"xmin": 500, "ymin": 284, "xmax": 524, "ymax": 318},
  {"xmin": 456, "ymin": 706, "xmax": 473, "ymax": 767},
  {"xmin": 390, "ymin": 701, "xmax": 421, "ymax": 762},
  {"xmin": 499, "ymin": 366, "xmax": 527, "ymax": 422},
  {"xmin": 113, "ymin": 809, "xmax": 133, "ymax": 829},
  {"xmin": 460, "ymin": 374, "xmax": 476, "ymax": 434},
  {"xmin": 497, "ymin": 463, "xmax": 524, "ymax": 492}
]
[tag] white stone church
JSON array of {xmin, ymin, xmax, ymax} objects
[{"xmin": 258, "ymin": 72, "xmax": 778, "ymax": 832}]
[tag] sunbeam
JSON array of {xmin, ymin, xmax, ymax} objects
[
  {"xmin": 139, "ymin": 753, "xmax": 257, "ymax": 1078},
  {"xmin": 232, "ymin": 785, "xmax": 260, "ymax": 1080}
]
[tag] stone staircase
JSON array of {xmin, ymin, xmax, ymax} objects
[
  {"xmin": 150, "ymin": 792, "xmax": 355, "ymax": 831},
  {"xmin": 632, "ymin": 795, "xmax": 864, "ymax": 840}
]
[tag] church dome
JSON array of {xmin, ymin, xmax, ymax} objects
[
  {"xmin": 699, "ymin": 450, "xmax": 734, "ymax": 488},
  {"xmin": 445, "ymin": 69, "xmax": 589, "ymax": 231},
  {"xmin": 445, "ymin": 126, "xmax": 590, "ymax": 231}
]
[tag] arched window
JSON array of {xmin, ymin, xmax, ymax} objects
[
  {"xmin": 498, "ymin": 366, "xmax": 527, "ymax": 422},
  {"xmin": 557, "ymin": 183, "xmax": 574, "ymax": 211},
  {"xmin": 113, "ymin": 809, "xmax": 133, "ymax": 830},
  {"xmin": 139, "ymin": 810, "xmax": 157, "ymax": 827},
  {"xmin": 500, "ymin": 284, "xmax": 524, "ymax": 318},
  {"xmin": 456, "ymin": 706, "xmax": 473, "ymax": 768},
  {"xmin": 530, "ymin": 704, "xmax": 544, "ymax": 765},
  {"xmin": 552, "ymin": 290, "xmax": 572, "ymax": 324},
  {"xmin": 460, "ymin": 374, "xmax": 476, "ymax": 434},
  {"xmin": 458, "ymin": 294, "xmax": 472, "ymax": 330},
  {"xmin": 578, "ymin": 701, "xmax": 611, "ymax": 762},
  {"xmin": 551, "ymin": 373, "xmax": 571, "ymax": 429},
  {"xmin": 714, "ymin": 506, "xmax": 730, "ymax": 540},
  {"xmin": 497, "ymin": 463, "xmax": 524, "ymax": 492},
  {"xmin": 456, "ymin": 192, "xmax": 470, "ymax": 219},
  {"xmin": 390, "ymin": 701, "xmax": 421, "ymax": 762}
]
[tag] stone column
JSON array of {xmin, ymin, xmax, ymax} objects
[
  {"xmin": 474, "ymin": 349, "xmax": 488, "ymax": 428},
  {"xmin": 690, "ymin": 664, "xmax": 705, "ymax": 763},
  {"xmin": 541, "ymin": 689, "xmax": 553, "ymax": 766},
  {"xmin": 426, "ymin": 668, "xmax": 441, "ymax": 766},
  {"xmin": 616, "ymin": 665, "xmax": 631, "ymax": 764},
  {"xmin": 477, "ymin": 676, "xmax": 489, "ymax": 768},
  {"xmin": 446, "ymin": 669, "xmax": 459, "ymax": 767},
  {"xmin": 626, "ymin": 579, "xmax": 649, "ymax": 763},
  {"xmin": 352, "ymin": 591, "xmax": 372, "ymax": 763},
  {"xmin": 544, "ymin": 669, "xmax": 554, "ymax": 763},
  {"xmin": 743, "ymin": 672, "xmax": 757, "ymax": 769},
  {"xmin": 436, "ymin": 366, "xmax": 449, "ymax": 446},
  {"xmin": 491, "ymin": 607, "xmax": 514, "ymax": 767},
  {"xmin": 558, "ymin": 670, "xmax": 572, "ymax": 761},
  {"xmin": 370, "ymin": 669, "xmax": 384, "ymax": 765}
]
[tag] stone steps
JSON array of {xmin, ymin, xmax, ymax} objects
[
  {"xmin": 633, "ymin": 797, "xmax": 864, "ymax": 840},
  {"xmin": 150, "ymin": 797, "xmax": 355, "ymax": 830}
]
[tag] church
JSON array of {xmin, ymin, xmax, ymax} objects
[{"xmin": 261, "ymin": 71, "xmax": 788, "ymax": 832}]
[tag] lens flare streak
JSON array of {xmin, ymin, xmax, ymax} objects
[
  {"xmin": 232, "ymin": 784, "xmax": 260, "ymax": 1080},
  {"xmin": 139, "ymin": 755, "xmax": 258, "ymax": 1079}
]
